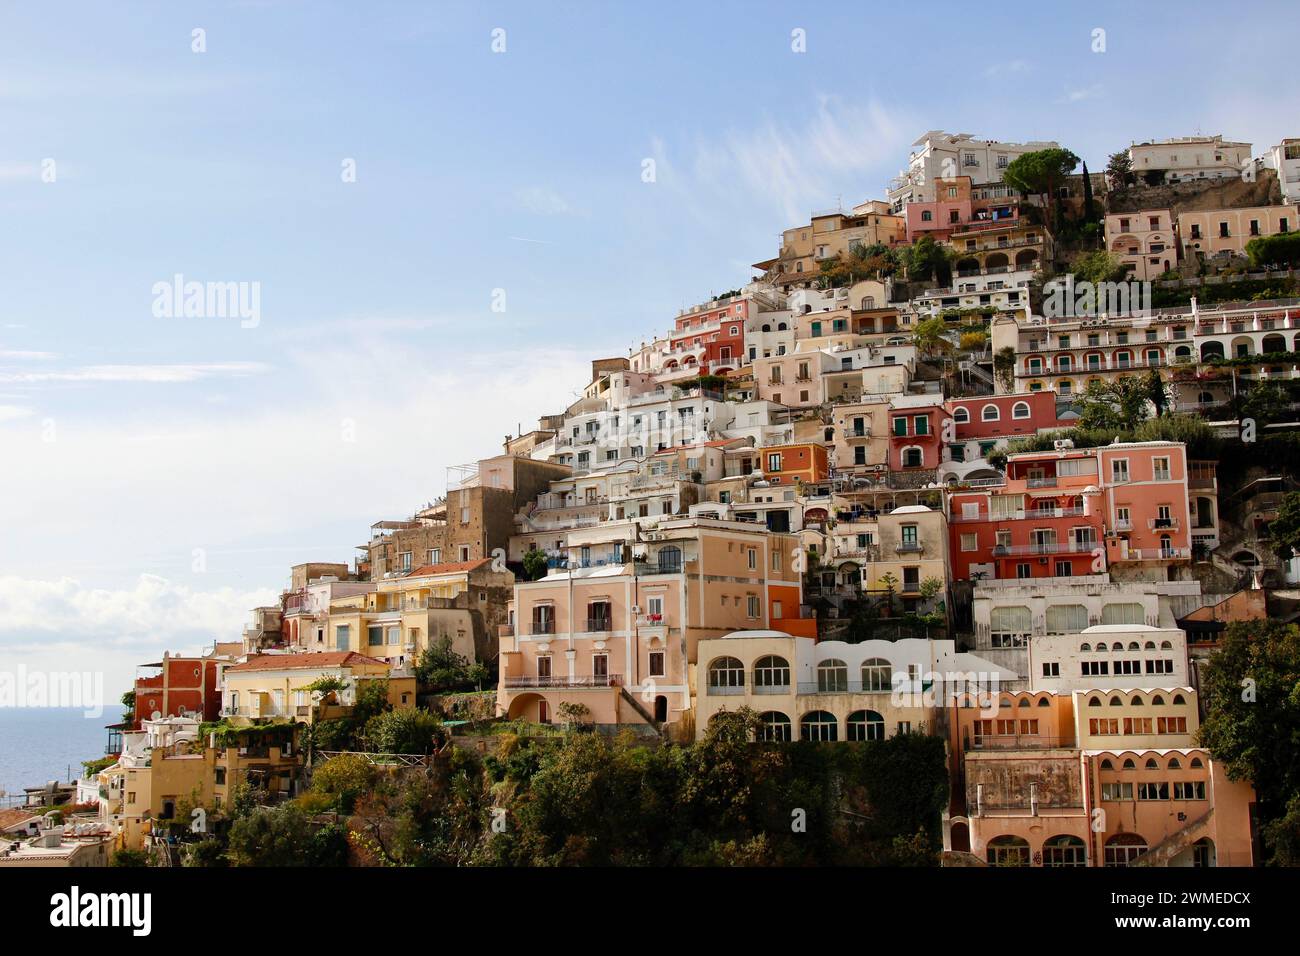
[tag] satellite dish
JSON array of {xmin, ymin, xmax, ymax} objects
[{"xmin": 151, "ymin": 710, "xmax": 162, "ymax": 721}]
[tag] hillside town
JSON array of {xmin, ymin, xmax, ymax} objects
[{"xmin": 9, "ymin": 128, "xmax": 1300, "ymax": 869}]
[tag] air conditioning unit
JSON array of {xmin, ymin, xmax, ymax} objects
[
  {"xmin": 632, "ymin": 605, "xmax": 642, "ymax": 615},
  {"xmin": 1053, "ymin": 439, "xmax": 1075, "ymax": 451}
]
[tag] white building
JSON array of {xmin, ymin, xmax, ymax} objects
[
  {"xmin": 888, "ymin": 131, "xmax": 1060, "ymax": 210},
  {"xmin": 1029, "ymin": 624, "xmax": 1189, "ymax": 693},
  {"xmin": 1128, "ymin": 135, "xmax": 1251, "ymax": 184},
  {"xmin": 1261, "ymin": 138, "xmax": 1300, "ymax": 203}
]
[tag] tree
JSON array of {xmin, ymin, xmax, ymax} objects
[
  {"xmin": 227, "ymin": 805, "xmax": 344, "ymax": 866},
  {"xmin": 1266, "ymin": 491, "xmax": 1300, "ymax": 561},
  {"xmin": 120, "ymin": 690, "xmax": 135, "ymax": 721},
  {"xmin": 308, "ymin": 752, "xmax": 377, "ymax": 813},
  {"xmin": 1198, "ymin": 619, "xmax": 1300, "ymax": 863},
  {"xmin": 1105, "ymin": 150, "xmax": 1133, "ymax": 190},
  {"xmin": 912, "ymin": 317, "xmax": 950, "ymax": 357},
  {"xmin": 365, "ymin": 707, "xmax": 445, "ymax": 754},
  {"xmin": 1142, "ymin": 368, "xmax": 1169, "ymax": 417},
  {"xmin": 522, "ymin": 549, "xmax": 549, "ymax": 581},
  {"xmin": 415, "ymin": 635, "xmax": 489, "ymax": 692},
  {"xmin": 1232, "ymin": 381, "xmax": 1293, "ymax": 430},
  {"xmin": 901, "ymin": 235, "xmax": 953, "ymax": 285},
  {"xmin": 959, "ymin": 330, "xmax": 988, "ymax": 353},
  {"xmin": 993, "ymin": 346, "xmax": 1017, "ymax": 392},
  {"xmin": 1080, "ymin": 160, "xmax": 1096, "ymax": 223},
  {"xmin": 1069, "ymin": 249, "xmax": 1126, "ymax": 284},
  {"xmin": 1076, "ymin": 377, "xmax": 1157, "ymax": 432},
  {"xmin": 109, "ymin": 848, "xmax": 150, "ymax": 867},
  {"xmin": 1002, "ymin": 147, "xmax": 1081, "ymax": 229},
  {"xmin": 1245, "ymin": 232, "xmax": 1300, "ymax": 268}
]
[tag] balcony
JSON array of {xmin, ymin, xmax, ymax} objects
[
  {"xmin": 584, "ymin": 618, "xmax": 613, "ymax": 633},
  {"xmin": 706, "ymin": 684, "xmax": 747, "ymax": 697},
  {"xmin": 502, "ymin": 674, "xmax": 622, "ymax": 689},
  {"xmin": 1114, "ymin": 547, "xmax": 1192, "ymax": 561},
  {"xmin": 1025, "ymin": 476, "xmax": 1058, "ymax": 489},
  {"xmin": 1148, "ymin": 517, "xmax": 1180, "ymax": 531},
  {"xmin": 992, "ymin": 542, "xmax": 1094, "ymax": 556},
  {"xmin": 894, "ymin": 542, "xmax": 925, "ymax": 554},
  {"xmin": 528, "ymin": 621, "xmax": 556, "ymax": 636}
]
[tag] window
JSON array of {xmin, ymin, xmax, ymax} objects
[
  {"xmin": 980, "ymin": 404, "xmax": 1000, "ymax": 422},
  {"xmin": 986, "ymin": 835, "xmax": 1030, "ymax": 867},
  {"xmin": 1105, "ymin": 834, "xmax": 1148, "ymax": 867},
  {"xmin": 1101, "ymin": 782, "xmax": 1134, "ymax": 801},
  {"xmin": 960, "ymin": 533, "xmax": 978, "ymax": 552},
  {"xmin": 1042, "ymin": 835, "xmax": 1087, "ymax": 867},
  {"xmin": 1111, "ymin": 459, "xmax": 1130, "ymax": 483},
  {"xmin": 1138, "ymin": 782, "xmax": 1170, "ymax": 801},
  {"xmin": 753, "ymin": 655, "xmax": 790, "ymax": 690},
  {"xmin": 914, "ymin": 415, "xmax": 929, "ymax": 436},
  {"xmin": 1082, "ymin": 660, "xmax": 1109, "ymax": 677},
  {"xmin": 648, "ymin": 651, "xmax": 665, "ymax": 678},
  {"xmin": 1042, "ymin": 662, "xmax": 1060, "ymax": 677},
  {"xmin": 800, "ymin": 711, "xmax": 838, "ymax": 741},
  {"xmin": 1153, "ymin": 456, "xmax": 1171, "ymax": 481},
  {"xmin": 847, "ymin": 710, "xmax": 885, "ymax": 741},
  {"xmin": 817, "ymin": 659, "xmax": 848, "ymax": 692},
  {"xmin": 953, "ymin": 406, "xmax": 970, "ymax": 424},
  {"xmin": 1089, "ymin": 718, "xmax": 1119, "ymax": 735},
  {"xmin": 1012, "ymin": 401, "xmax": 1030, "ymax": 419},
  {"xmin": 1173, "ymin": 781, "xmax": 1206, "ymax": 800},
  {"xmin": 861, "ymin": 658, "xmax": 892, "ymax": 691},
  {"xmin": 757, "ymin": 711, "xmax": 792, "ymax": 742},
  {"xmin": 746, "ymin": 595, "xmax": 761, "ymax": 619},
  {"xmin": 368, "ymin": 624, "xmax": 384, "ymax": 647},
  {"xmin": 1157, "ymin": 716, "xmax": 1188, "ymax": 734},
  {"xmin": 707, "ymin": 657, "xmax": 745, "ymax": 692}
]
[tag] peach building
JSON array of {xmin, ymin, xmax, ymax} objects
[
  {"xmin": 1106, "ymin": 208, "xmax": 1178, "ymax": 280},
  {"xmin": 949, "ymin": 687, "xmax": 1256, "ymax": 866},
  {"xmin": 1177, "ymin": 205, "xmax": 1295, "ymax": 260},
  {"xmin": 496, "ymin": 517, "xmax": 814, "ymax": 733}
]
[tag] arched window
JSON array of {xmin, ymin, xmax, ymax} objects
[
  {"xmin": 1105, "ymin": 833, "xmax": 1149, "ymax": 867},
  {"xmin": 847, "ymin": 709, "xmax": 885, "ymax": 741},
  {"xmin": 707, "ymin": 657, "xmax": 745, "ymax": 693},
  {"xmin": 1111, "ymin": 643, "xmax": 1124, "ymax": 652},
  {"xmin": 981, "ymin": 404, "xmax": 1000, "ymax": 421},
  {"xmin": 757, "ymin": 711, "xmax": 791, "ymax": 742},
  {"xmin": 1172, "ymin": 694, "xmax": 1185, "ymax": 705},
  {"xmin": 1102, "ymin": 603, "xmax": 1145, "ymax": 625},
  {"xmin": 1145, "ymin": 758, "xmax": 1159, "ymax": 769},
  {"xmin": 953, "ymin": 407, "xmax": 970, "ymax": 424},
  {"xmin": 1046, "ymin": 604, "xmax": 1088, "ymax": 635},
  {"xmin": 986, "ymin": 835, "xmax": 1030, "ymax": 867},
  {"xmin": 1128, "ymin": 642, "xmax": 1140, "ymax": 651},
  {"xmin": 1144, "ymin": 641, "xmax": 1156, "ymax": 650},
  {"xmin": 1168, "ymin": 757, "xmax": 1181, "ymax": 769},
  {"xmin": 1110, "ymin": 696, "xmax": 1123, "ymax": 706},
  {"xmin": 1161, "ymin": 640, "xmax": 1173, "ymax": 650},
  {"xmin": 753, "ymin": 655, "xmax": 790, "ymax": 691},
  {"xmin": 861, "ymin": 658, "xmax": 892, "ymax": 692},
  {"xmin": 1037, "ymin": 697, "xmax": 1051, "ymax": 707},
  {"xmin": 1042, "ymin": 834, "xmax": 1087, "ymax": 867},
  {"xmin": 817, "ymin": 658, "xmax": 848, "ymax": 692},
  {"xmin": 1088, "ymin": 696, "xmax": 1101, "ymax": 707},
  {"xmin": 902, "ymin": 447, "xmax": 924, "ymax": 468},
  {"xmin": 1080, "ymin": 642, "xmax": 1092, "ymax": 652},
  {"xmin": 1151, "ymin": 695, "xmax": 1164, "ymax": 705},
  {"xmin": 1189, "ymin": 757, "xmax": 1203, "ymax": 768},
  {"xmin": 1131, "ymin": 696, "xmax": 1144, "ymax": 706},
  {"xmin": 1100, "ymin": 758, "xmax": 1114, "ymax": 770},
  {"xmin": 800, "ymin": 710, "xmax": 838, "ymax": 741},
  {"xmin": 1012, "ymin": 401, "xmax": 1031, "ymax": 419},
  {"xmin": 1122, "ymin": 758, "xmax": 1136, "ymax": 769}
]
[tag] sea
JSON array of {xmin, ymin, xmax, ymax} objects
[{"xmin": 0, "ymin": 707, "xmax": 126, "ymax": 802}]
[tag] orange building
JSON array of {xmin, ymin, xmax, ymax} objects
[{"xmin": 756, "ymin": 442, "xmax": 829, "ymax": 487}]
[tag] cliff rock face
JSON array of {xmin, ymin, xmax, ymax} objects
[{"xmin": 1107, "ymin": 168, "xmax": 1282, "ymax": 215}]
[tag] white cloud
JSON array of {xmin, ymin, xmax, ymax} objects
[
  {"xmin": 516, "ymin": 186, "xmax": 578, "ymax": 216},
  {"xmin": 1060, "ymin": 84, "xmax": 1103, "ymax": 104},
  {"xmin": 985, "ymin": 59, "xmax": 1030, "ymax": 77},
  {"xmin": 0, "ymin": 362, "xmax": 269, "ymax": 384},
  {"xmin": 0, "ymin": 404, "xmax": 33, "ymax": 421},
  {"xmin": 0, "ymin": 574, "xmax": 278, "ymax": 697},
  {"xmin": 660, "ymin": 95, "xmax": 915, "ymax": 225}
]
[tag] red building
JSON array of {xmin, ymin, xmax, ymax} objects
[
  {"xmin": 131, "ymin": 650, "xmax": 228, "ymax": 729},
  {"xmin": 946, "ymin": 391, "xmax": 1063, "ymax": 442},
  {"xmin": 666, "ymin": 295, "xmax": 748, "ymax": 375},
  {"xmin": 890, "ymin": 399, "xmax": 950, "ymax": 470},
  {"xmin": 948, "ymin": 447, "xmax": 1105, "ymax": 582}
]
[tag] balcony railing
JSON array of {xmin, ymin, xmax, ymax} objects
[
  {"xmin": 1116, "ymin": 547, "xmax": 1192, "ymax": 561},
  {"xmin": 1148, "ymin": 517, "xmax": 1180, "ymax": 530},
  {"xmin": 894, "ymin": 542, "xmax": 924, "ymax": 554},
  {"xmin": 502, "ymin": 674, "xmax": 622, "ymax": 689},
  {"xmin": 1025, "ymin": 476, "xmax": 1058, "ymax": 489},
  {"xmin": 584, "ymin": 618, "xmax": 613, "ymax": 633},
  {"xmin": 529, "ymin": 621, "xmax": 556, "ymax": 635},
  {"xmin": 992, "ymin": 542, "xmax": 1095, "ymax": 556}
]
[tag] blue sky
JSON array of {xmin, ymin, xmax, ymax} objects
[{"xmin": 1, "ymin": 0, "xmax": 1297, "ymax": 694}]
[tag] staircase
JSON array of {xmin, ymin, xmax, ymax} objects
[
  {"xmin": 618, "ymin": 686, "xmax": 663, "ymax": 735},
  {"xmin": 1131, "ymin": 807, "xmax": 1214, "ymax": 867},
  {"xmin": 959, "ymin": 359, "xmax": 995, "ymax": 388}
]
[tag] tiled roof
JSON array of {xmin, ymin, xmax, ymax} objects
[
  {"xmin": 226, "ymin": 651, "xmax": 387, "ymax": 673},
  {"xmin": 0, "ymin": 808, "xmax": 40, "ymax": 831}
]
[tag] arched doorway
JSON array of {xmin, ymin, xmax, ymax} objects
[{"xmin": 654, "ymin": 695, "xmax": 668, "ymax": 722}]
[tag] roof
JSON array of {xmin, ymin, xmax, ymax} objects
[
  {"xmin": 226, "ymin": 651, "xmax": 388, "ymax": 673},
  {"xmin": 0, "ymin": 809, "xmax": 40, "ymax": 832},
  {"xmin": 406, "ymin": 558, "xmax": 493, "ymax": 577}
]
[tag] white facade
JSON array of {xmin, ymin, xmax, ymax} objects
[
  {"xmin": 1261, "ymin": 138, "xmax": 1300, "ymax": 203},
  {"xmin": 1128, "ymin": 136, "xmax": 1251, "ymax": 184},
  {"xmin": 889, "ymin": 131, "xmax": 1059, "ymax": 209},
  {"xmin": 1029, "ymin": 625, "xmax": 1189, "ymax": 693}
]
